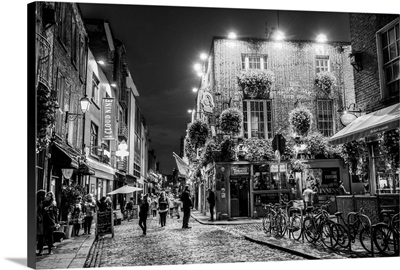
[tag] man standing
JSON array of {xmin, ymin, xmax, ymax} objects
[
  {"xmin": 302, "ymin": 186, "xmax": 316, "ymax": 208},
  {"xmin": 207, "ymin": 188, "xmax": 216, "ymax": 221},
  {"xmin": 180, "ymin": 186, "xmax": 192, "ymax": 229},
  {"xmin": 139, "ymin": 194, "xmax": 149, "ymax": 236}
]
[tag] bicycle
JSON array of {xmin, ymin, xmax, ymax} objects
[
  {"xmin": 302, "ymin": 202, "xmax": 331, "ymax": 245},
  {"xmin": 372, "ymin": 210, "xmax": 399, "ymax": 256},
  {"xmin": 262, "ymin": 203, "xmax": 287, "ymax": 237},
  {"xmin": 327, "ymin": 208, "xmax": 374, "ymax": 254},
  {"xmin": 279, "ymin": 199, "xmax": 303, "ymax": 241}
]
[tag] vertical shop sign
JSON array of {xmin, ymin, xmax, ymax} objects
[{"xmin": 102, "ymin": 98, "xmax": 116, "ymax": 141}]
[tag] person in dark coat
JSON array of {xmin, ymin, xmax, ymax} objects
[
  {"xmin": 158, "ymin": 192, "xmax": 169, "ymax": 227},
  {"xmin": 180, "ymin": 186, "xmax": 193, "ymax": 229},
  {"xmin": 207, "ymin": 188, "xmax": 216, "ymax": 221},
  {"xmin": 139, "ymin": 194, "xmax": 149, "ymax": 236},
  {"xmin": 36, "ymin": 190, "xmax": 46, "ymax": 256},
  {"xmin": 43, "ymin": 191, "xmax": 59, "ymax": 255}
]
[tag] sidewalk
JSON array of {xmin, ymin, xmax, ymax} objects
[
  {"xmin": 35, "ymin": 233, "xmax": 96, "ymax": 269},
  {"xmin": 190, "ymin": 210, "xmax": 369, "ymax": 260}
]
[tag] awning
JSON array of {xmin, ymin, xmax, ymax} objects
[
  {"xmin": 329, "ymin": 103, "xmax": 400, "ymax": 145},
  {"xmin": 51, "ymin": 143, "xmax": 78, "ymax": 169},
  {"xmin": 78, "ymin": 162, "xmax": 95, "ymax": 175}
]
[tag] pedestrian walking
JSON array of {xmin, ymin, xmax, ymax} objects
[
  {"xmin": 207, "ymin": 188, "xmax": 216, "ymax": 221},
  {"xmin": 338, "ymin": 180, "xmax": 350, "ymax": 195},
  {"xmin": 125, "ymin": 197, "xmax": 134, "ymax": 221},
  {"xmin": 168, "ymin": 193, "xmax": 175, "ymax": 218},
  {"xmin": 43, "ymin": 191, "xmax": 59, "ymax": 255},
  {"xmin": 139, "ymin": 194, "xmax": 149, "ymax": 236},
  {"xmin": 180, "ymin": 186, "xmax": 193, "ymax": 229},
  {"xmin": 83, "ymin": 194, "xmax": 96, "ymax": 235},
  {"xmin": 70, "ymin": 196, "xmax": 84, "ymax": 237},
  {"xmin": 36, "ymin": 189, "xmax": 46, "ymax": 256},
  {"xmin": 158, "ymin": 191, "xmax": 169, "ymax": 227},
  {"xmin": 302, "ymin": 186, "xmax": 316, "ymax": 208},
  {"xmin": 150, "ymin": 196, "xmax": 158, "ymax": 218}
]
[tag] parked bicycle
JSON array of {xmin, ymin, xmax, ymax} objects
[
  {"xmin": 302, "ymin": 201, "xmax": 331, "ymax": 246},
  {"xmin": 262, "ymin": 203, "xmax": 287, "ymax": 237},
  {"xmin": 279, "ymin": 198, "xmax": 303, "ymax": 241},
  {"xmin": 372, "ymin": 209, "xmax": 399, "ymax": 256}
]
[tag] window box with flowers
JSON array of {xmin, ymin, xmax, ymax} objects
[
  {"xmin": 288, "ymin": 106, "xmax": 313, "ymax": 137},
  {"xmin": 237, "ymin": 69, "xmax": 275, "ymax": 99},
  {"xmin": 315, "ymin": 71, "xmax": 336, "ymax": 95}
]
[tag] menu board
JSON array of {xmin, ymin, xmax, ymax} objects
[{"xmin": 96, "ymin": 209, "xmax": 114, "ymax": 237}]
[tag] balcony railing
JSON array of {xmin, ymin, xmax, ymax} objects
[
  {"xmin": 36, "ymin": 33, "xmax": 51, "ymax": 89},
  {"xmin": 118, "ymin": 122, "xmax": 129, "ymax": 140}
]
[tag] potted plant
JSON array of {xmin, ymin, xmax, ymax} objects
[
  {"xmin": 220, "ymin": 108, "xmax": 243, "ymax": 136},
  {"xmin": 237, "ymin": 69, "xmax": 275, "ymax": 99},
  {"xmin": 315, "ymin": 71, "xmax": 336, "ymax": 94},
  {"xmin": 289, "ymin": 106, "xmax": 313, "ymax": 136},
  {"xmin": 188, "ymin": 120, "xmax": 209, "ymax": 148}
]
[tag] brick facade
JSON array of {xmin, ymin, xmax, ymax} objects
[{"xmin": 349, "ymin": 13, "xmax": 399, "ymax": 112}]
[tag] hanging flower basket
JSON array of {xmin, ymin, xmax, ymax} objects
[
  {"xmin": 315, "ymin": 71, "xmax": 336, "ymax": 94},
  {"xmin": 188, "ymin": 120, "xmax": 210, "ymax": 148},
  {"xmin": 288, "ymin": 106, "xmax": 313, "ymax": 136},
  {"xmin": 243, "ymin": 137, "xmax": 274, "ymax": 161},
  {"xmin": 237, "ymin": 69, "xmax": 275, "ymax": 99},
  {"xmin": 220, "ymin": 108, "xmax": 243, "ymax": 135},
  {"xmin": 37, "ymin": 82, "xmax": 59, "ymax": 153},
  {"xmin": 200, "ymin": 140, "xmax": 220, "ymax": 167},
  {"xmin": 290, "ymin": 159, "xmax": 310, "ymax": 172},
  {"xmin": 220, "ymin": 138, "xmax": 237, "ymax": 162}
]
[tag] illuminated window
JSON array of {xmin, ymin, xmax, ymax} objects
[
  {"xmin": 241, "ymin": 54, "xmax": 268, "ymax": 70},
  {"xmin": 243, "ymin": 100, "xmax": 273, "ymax": 139},
  {"xmin": 377, "ymin": 18, "xmax": 399, "ymax": 99},
  {"xmin": 90, "ymin": 122, "xmax": 99, "ymax": 156},
  {"xmin": 315, "ymin": 55, "xmax": 330, "ymax": 73},
  {"xmin": 317, "ymin": 99, "xmax": 334, "ymax": 136}
]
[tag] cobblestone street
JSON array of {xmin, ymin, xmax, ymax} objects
[{"xmin": 84, "ymin": 216, "xmax": 304, "ymax": 267}]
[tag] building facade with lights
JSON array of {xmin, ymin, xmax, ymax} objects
[{"xmin": 187, "ymin": 36, "xmax": 357, "ymax": 218}]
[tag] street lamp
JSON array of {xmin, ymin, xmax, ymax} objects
[
  {"xmin": 116, "ymin": 140, "xmax": 129, "ymax": 157},
  {"xmin": 273, "ymin": 30, "xmax": 285, "ymax": 41},
  {"xmin": 316, "ymin": 34, "xmax": 327, "ymax": 43},
  {"xmin": 228, "ymin": 32, "xmax": 237, "ymax": 39},
  {"xmin": 200, "ymin": 52, "xmax": 208, "ymax": 61},
  {"xmin": 192, "ymin": 88, "xmax": 198, "ymax": 93},
  {"xmin": 65, "ymin": 95, "xmax": 91, "ymax": 122}
]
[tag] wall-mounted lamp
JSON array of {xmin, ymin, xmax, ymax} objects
[
  {"xmin": 349, "ymin": 52, "xmax": 362, "ymax": 72},
  {"xmin": 65, "ymin": 95, "xmax": 91, "ymax": 122},
  {"xmin": 116, "ymin": 140, "xmax": 129, "ymax": 157},
  {"xmin": 338, "ymin": 103, "xmax": 363, "ymax": 126}
]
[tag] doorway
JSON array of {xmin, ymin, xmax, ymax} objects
[{"xmin": 230, "ymin": 177, "xmax": 249, "ymax": 217}]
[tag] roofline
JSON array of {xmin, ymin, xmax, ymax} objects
[{"xmin": 211, "ymin": 36, "xmax": 351, "ymax": 45}]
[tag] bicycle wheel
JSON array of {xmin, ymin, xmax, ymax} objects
[
  {"xmin": 290, "ymin": 215, "xmax": 302, "ymax": 241},
  {"xmin": 303, "ymin": 216, "xmax": 318, "ymax": 243},
  {"xmin": 392, "ymin": 214, "xmax": 399, "ymax": 235},
  {"xmin": 373, "ymin": 223, "xmax": 398, "ymax": 256},
  {"xmin": 262, "ymin": 214, "xmax": 271, "ymax": 234},
  {"xmin": 335, "ymin": 223, "xmax": 350, "ymax": 249},
  {"xmin": 359, "ymin": 226, "xmax": 375, "ymax": 254},
  {"xmin": 320, "ymin": 220, "xmax": 339, "ymax": 249},
  {"xmin": 274, "ymin": 214, "xmax": 287, "ymax": 237}
]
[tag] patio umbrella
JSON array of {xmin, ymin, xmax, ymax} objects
[{"xmin": 107, "ymin": 185, "xmax": 142, "ymax": 195}]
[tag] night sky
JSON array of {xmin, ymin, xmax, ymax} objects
[{"xmin": 79, "ymin": 2, "xmax": 351, "ymax": 174}]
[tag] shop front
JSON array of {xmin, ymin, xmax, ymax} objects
[{"xmin": 86, "ymin": 157, "xmax": 115, "ymax": 201}]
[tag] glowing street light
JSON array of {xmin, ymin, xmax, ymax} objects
[
  {"xmin": 188, "ymin": 109, "xmax": 193, "ymax": 113},
  {"xmin": 200, "ymin": 52, "xmax": 208, "ymax": 60},
  {"xmin": 197, "ymin": 72, "xmax": 203, "ymax": 77},
  {"xmin": 316, "ymin": 34, "xmax": 327, "ymax": 43},
  {"xmin": 193, "ymin": 63, "xmax": 202, "ymax": 71},
  {"xmin": 228, "ymin": 32, "xmax": 237, "ymax": 39},
  {"xmin": 274, "ymin": 30, "xmax": 285, "ymax": 41},
  {"xmin": 110, "ymin": 83, "xmax": 117, "ymax": 88},
  {"xmin": 192, "ymin": 87, "xmax": 198, "ymax": 93},
  {"xmin": 97, "ymin": 60, "xmax": 105, "ymax": 65}
]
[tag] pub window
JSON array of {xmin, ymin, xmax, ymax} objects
[
  {"xmin": 91, "ymin": 73, "xmax": 100, "ymax": 105},
  {"xmin": 241, "ymin": 54, "xmax": 268, "ymax": 70},
  {"xmin": 243, "ymin": 100, "xmax": 273, "ymax": 139},
  {"xmin": 317, "ymin": 99, "xmax": 334, "ymax": 136},
  {"xmin": 377, "ymin": 18, "xmax": 399, "ymax": 99},
  {"xmin": 315, "ymin": 55, "xmax": 330, "ymax": 73},
  {"xmin": 90, "ymin": 122, "xmax": 99, "ymax": 156},
  {"xmin": 71, "ymin": 15, "xmax": 78, "ymax": 66}
]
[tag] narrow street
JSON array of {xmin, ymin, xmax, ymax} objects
[{"xmin": 84, "ymin": 215, "xmax": 304, "ymax": 267}]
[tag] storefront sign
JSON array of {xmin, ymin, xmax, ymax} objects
[
  {"xmin": 96, "ymin": 208, "xmax": 114, "ymax": 237},
  {"xmin": 62, "ymin": 168, "xmax": 74, "ymax": 179},
  {"xmin": 101, "ymin": 98, "xmax": 116, "ymax": 141},
  {"xmin": 231, "ymin": 166, "xmax": 250, "ymax": 175},
  {"xmin": 270, "ymin": 163, "xmax": 287, "ymax": 173}
]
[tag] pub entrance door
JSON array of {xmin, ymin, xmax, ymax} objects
[{"xmin": 230, "ymin": 177, "xmax": 249, "ymax": 217}]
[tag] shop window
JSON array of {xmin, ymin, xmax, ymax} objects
[
  {"xmin": 317, "ymin": 99, "xmax": 334, "ymax": 136},
  {"xmin": 253, "ymin": 164, "xmax": 270, "ymax": 190},
  {"xmin": 315, "ymin": 55, "xmax": 330, "ymax": 73},
  {"xmin": 377, "ymin": 18, "xmax": 399, "ymax": 100},
  {"xmin": 241, "ymin": 54, "xmax": 268, "ymax": 70},
  {"xmin": 243, "ymin": 100, "xmax": 273, "ymax": 139}
]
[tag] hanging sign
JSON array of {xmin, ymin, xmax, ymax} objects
[
  {"xmin": 201, "ymin": 91, "xmax": 215, "ymax": 113},
  {"xmin": 101, "ymin": 98, "xmax": 116, "ymax": 141},
  {"xmin": 62, "ymin": 168, "xmax": 74, "ymax": 179}
]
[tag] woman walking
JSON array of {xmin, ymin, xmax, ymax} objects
[
  {"xmin": 158, "ymin": 191, "xmax": 169, "ymax": 227},
  {"xmin": 43, "ymin": 191, "xmax": 59, "ymax": 255},
  {"xmin": 83, "ymin": 194, "xmax": 96, "ymax": 235}
]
